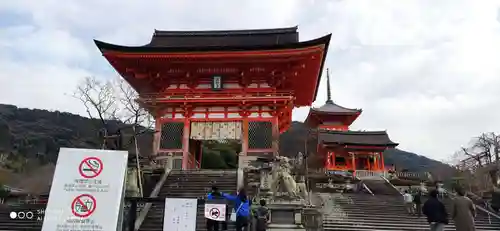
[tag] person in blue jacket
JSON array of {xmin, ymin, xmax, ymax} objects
[{"xmin": 222, "ymin": 188, "xmax": 251, "ymax": 231}]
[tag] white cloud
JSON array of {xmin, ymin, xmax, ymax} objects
[{"xmin": 1, "ymin": 0, "xmax": 500, "ymax": 160}]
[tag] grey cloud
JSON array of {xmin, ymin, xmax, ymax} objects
[{"xmin": 1, "ymin": 0, "xmax": 500, "ymax": 161}]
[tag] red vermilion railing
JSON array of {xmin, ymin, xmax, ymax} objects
[{"xmin": 138, "ymin": 91, "xmax": 294, "ymax": 104}]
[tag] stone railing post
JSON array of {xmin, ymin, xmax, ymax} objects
[{"xmin": 237, "ymin": 153, "xmax": 245, "ymax": 191}]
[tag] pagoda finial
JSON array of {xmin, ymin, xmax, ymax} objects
[{"xmin": 326, "ymin": 68, "xmax": 333, "ymax": 104}]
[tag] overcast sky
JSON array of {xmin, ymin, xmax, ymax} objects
[{"xmin": 1, "ymin": 0, "xmax": 500, "ymax": 161}]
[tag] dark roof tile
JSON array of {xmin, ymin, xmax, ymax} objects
[
  {"xmin": 310, "ymin": 101, "xmax": 361, "ymax": 114},
  {"xmin": 319, "ymin": 130, "xmax": 398, "ymax": 146},
  {"xmin": 148, "ymin": 26, "xmax": 299, "ymax": 48}
]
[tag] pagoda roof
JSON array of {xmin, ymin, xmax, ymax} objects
[
  {"xmin": 319, "ymin": 130, "xmax": 398, "ymax": 147},
  {"xmin": 310, "ymin": 101, "xmax": 362, "ymax": 114}
]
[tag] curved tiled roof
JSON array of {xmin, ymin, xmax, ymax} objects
[
  {"xmin": 310, "ymin": 102, "xmax": 361, "ymax": 114},
  {"xmin": 319, "ymin": 130, "xmax": 398, "ymax": 147},
  {"xmin": 153, "ymin": 26, "xmax": 298, "ymax": 36}
]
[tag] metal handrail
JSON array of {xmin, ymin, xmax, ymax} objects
[
  {"xmin": 353, "ymin": 175, "xmax": 374, "ymax": 196},
  {"xmin": 134, "ymin": 166, "xmax": 171, "ymax": 230},
  {"xmin": 381, "ymin": 175, "xmax": 403, "ymax": 196},
  {"xmin": 362, "ymin": 183, "xmax": 375, "ymax": 196}
]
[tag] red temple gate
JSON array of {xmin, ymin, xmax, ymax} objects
[{"xmin": 95, "ymin": 27, "xmax": 331, "ymax": 169}]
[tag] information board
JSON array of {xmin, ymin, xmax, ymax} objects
[
  {"xmin": 204, "ymin": 203, "xmax": 227, "ymax": 221},
  {"xmin": 163, "ymin": 198, "xmax": 198, "ymax": 231},
  {"xmin": 41, "ymin": 148, "xmax": 128, "ymax": 231}
]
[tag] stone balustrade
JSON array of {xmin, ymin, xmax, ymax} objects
[{"xmin": 355, "ymin": 170, "xmax": 384, "ymax": 179}]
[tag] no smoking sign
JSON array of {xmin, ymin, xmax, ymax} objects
[{"xmin": 78, "ymin": 157, "xmax": 103, "ymax": 178}]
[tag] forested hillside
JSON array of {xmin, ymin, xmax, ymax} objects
[{"xmin": 0, "ymin": 104, "xmax": 455, "ymax": 190}]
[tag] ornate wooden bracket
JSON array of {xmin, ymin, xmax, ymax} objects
[
  {"xmin": 238, "ymin": 104, "xmax": 252, "ymax": 117},
  {"xmin": 181, "ymin": 104, "xmax": 194, "ymax": 118},
  {"xmin": 185, "ymin": 72, "xmax": 199, "ymax": 89},
  {"xmin": 238, "ymin": 71, "xmax": 250, "ymax": 88},
  {"xmin": 266, "ymin": 70, "xmax": 287, "ymax": 88}
]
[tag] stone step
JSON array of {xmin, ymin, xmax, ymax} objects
[
  {"xmin": 160, "ymin": 187, "xmax": 235, "ymax": 192},
  {"xmin": 138, "ymin": 170, "xmax": 238, "ymax": 231},
  {"xmin": 324, "ymin": 216, "xmax": 500, "ymax": 225},
  {"xmin": 324, "ymin": 223, "xmax": 500, "ymax": 231},
  {"xmin": 363, "ymin": 180, "xmax": 401, "ymax": 196},
  {"xmin": 324, "ymin": 221, "xmax": 500, "ymax": 230},
  {"xmin": 324, "ymin": 212, "xmax": 496, "ymax": 223},
  {"xmin": 332, "ymin": 208, "xmax": 493, "ymax": 221},
  {"xmin": 319, "ymin": 192, "xmax": 500, "ymax": 231}
]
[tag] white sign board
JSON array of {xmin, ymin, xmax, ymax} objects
[
  {"xmin": 204, "ymin": 203, "xmax": 227, "ymax": 221},
  {"xmin": 42, "ymin": 148, "xmax": 128, "ymax": 231},
  {"xmin": 163, "ymin": 198, "xmax": 198, "ymax": 231}
]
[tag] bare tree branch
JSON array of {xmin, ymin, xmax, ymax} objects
[
  {"xmin": 73, "ymin": 76, "xmax": 118, "ymax": 138},
  {"xmin": 73, "ymin": 76, "xmax": 156, "ymax": 196},
  {"xmin": 114, "ymin": 78, "xmax": 153, "ymax": 131},
  {"xmin": 451, "ymin": 132, "xmax": 500, "ymax": 191}
]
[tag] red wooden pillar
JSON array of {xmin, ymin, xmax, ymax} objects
[
  {"xmin": 331, "ymin": 152, "xmax": 335, "ymax": 169},
  {"xmin": 325, "ymin": 151, "xmax": 331, "ymax": 169},
  {"xmin": 366, "ymin": 155, "xmax": 371, "ymax": 170},
  {"xmin": 181, "ymin": 119, "xmax": 191, "ymax": 169},
  {"xmin": 351, "ymin": 153, "xmax": 356, "ymax": 176},
  {"xmin": 380, "ymin": 152, "xmax": 386, "ymax": 172}
]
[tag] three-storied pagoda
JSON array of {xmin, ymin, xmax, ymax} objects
[
  {"xmin": 95, "ymin": 27, "xmax": 330, "ymax": 169},
  {"xmin": 305, "ymin": 70, "xmax": 398, "ymax": 176}
]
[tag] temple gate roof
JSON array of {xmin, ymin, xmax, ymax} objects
[{"xmin": 147, "ymin": 26, "xmax": 299, "ymax": 48}]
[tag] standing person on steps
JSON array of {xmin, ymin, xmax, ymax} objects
[
  {"xmin": 451, "ymin": 188, "xmax": 476, "ymax": 231},
  {"xmin": 254, "ymin": 199, "xmax": 270, "ymax": 231},
  {"xmin": 403, "ymin": 190, "xmax": 414, "ymax": 215},
  {"xmin": 413, "ymin": 190, "xmax": 422, "ymax": 217},
  {"xmin": 423, "ymin": 190, "xmax": 448, "ymax": 231},
  {"xmin": 207, "ymin": 186, "xmax": 224, "ymax": 231},
  {"xmin": 222, "ymin": 188, "xmax": 251, "ymax": 231}
]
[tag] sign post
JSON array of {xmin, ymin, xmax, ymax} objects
[
  {"xmin": 163, "ymin": 198, "xmax": 198, "ymax": 231},
  {"xmin": 41, "ymin": 148, "xmax": 128, "ymax": 231}
]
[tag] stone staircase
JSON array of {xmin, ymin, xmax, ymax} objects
[
  {"xmin": 138, "ymin": 170, "xmax": 238, "ymax": 231},
  {"xmin": 0, "ymin": 203, "xmax": 45, "ymax": 231},
  {"xmin": 362, "ymin": 178, "xmax": 401, "ymax": 195},
  {"xmin": 320, "ymin": 193, "xmax": 500, "ymax": 230}
]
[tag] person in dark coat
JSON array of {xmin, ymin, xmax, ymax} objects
[
  {"xmin": 413, "ymin": 190, "xmax": 422, "ymax": 217},
  {"xmin": 423, "ymin": 190, "xmax": 448, "ymax": 231},
  {"xmin": 254, "ymin": 199, "xmax": 269, "ymax": 231}
]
